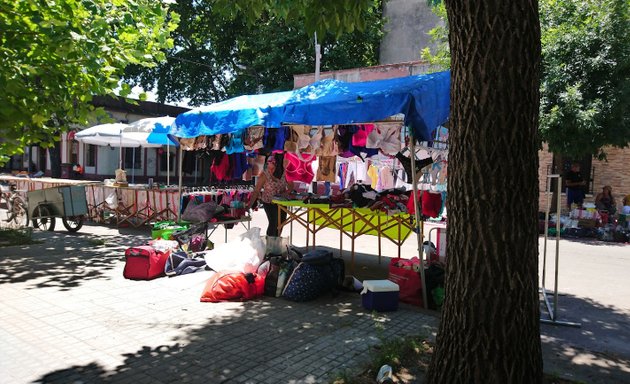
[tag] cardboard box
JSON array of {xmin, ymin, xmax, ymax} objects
[{"xmin": 361, "ymin": 280, "xmax": 400, "ymax": 312}]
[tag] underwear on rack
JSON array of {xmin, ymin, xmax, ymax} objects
[
  {"xmin": 284, "ymin": 152, "xmax": 315, "ymax": 184},
  {"xmin": 367, "ymin": 124, "xmax": 402, "ymax": 155},
  {"xmin": 243, "ymin": 126, "xmax": 264, "ymax": 151},
  {"xmin": 225, "ymin": 130, "xmax": 245, "ymax": 154},
  {"xmin": 316, "ymin": 156, "xmax": 337, "ymax": 183},
  {"xmin": 263, "ymin": 127, "xmax": 286, "ymax": 152},
  {"xmin": 350, "ymin": 124, "xmax": 374, "ymax": 147},
  {"xmin": 210, "ymin": 153, "xmax": 231, "ymax": 182}
]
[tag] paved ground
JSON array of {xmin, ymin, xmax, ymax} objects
[{"xmin": 0, "ymin": 210, "xmax": 628, "ymax": 383}]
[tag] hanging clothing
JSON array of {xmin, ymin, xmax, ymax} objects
[
  {"xmin": 284, "ymin": 152, "xmax": 315, "ymax": 184},
  {"xmin": 210, "ymin": 153, "xmax": 231, "ymax": 181},
  {"xmin": 367, "ymin": 165, "xmax": 379, "ymax": 189},
  {"xmin": 316, "ymin": 156, "xmax": 337, "ymax": 183},
  {"xmin": 422, "ymin": 191, "xmax": 442, "ymax": 218}
]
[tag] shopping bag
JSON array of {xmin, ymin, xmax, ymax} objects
[{"xmin": 387, "ymin": 257, "xmax": 423, "ymax": 307}]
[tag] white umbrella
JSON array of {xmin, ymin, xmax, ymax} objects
[
  {"xmin": 130, "ymin": 117, "xmax": 178, "ymax": 186},
  {"xmin": 75, "ymin": 123, "xmax": 141, "ymax": 169},
  {"xmin": 75, "ymin": 122, "xmax": 161, "ymax": 180}
]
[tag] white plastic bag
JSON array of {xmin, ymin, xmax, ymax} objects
[
  {"xmin": 105, "ymin": 192, "xmax": 118, "ymax": 209},
  {"xmin": 203, "ymin": 227, "xmax": 265, "ymax": 273}
]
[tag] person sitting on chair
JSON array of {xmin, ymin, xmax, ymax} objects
[{"xmin": 595, "ymin": 185, "xmax": 616, "ymax": 215}]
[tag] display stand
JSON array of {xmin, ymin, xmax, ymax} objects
[{"xmin": 540, "ymin": 174, "xmax": 581, "ymax": 327}]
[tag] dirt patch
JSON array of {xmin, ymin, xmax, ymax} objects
[{"xmin": 332, "ymin": 336, "xmax": 579, "ymax": 384}]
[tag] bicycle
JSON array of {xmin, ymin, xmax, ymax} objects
[{"xmin": 0, "ymin": 182, "xmax": 29, "ymax": 228}]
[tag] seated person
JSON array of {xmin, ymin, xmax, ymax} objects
[
  {"xmin": 595, "ymin": 185, "xmax": 616, "ymax": 215},
  {"xmin": 622, "ymin": 194, "xmax": 630, "ymax": 215}
]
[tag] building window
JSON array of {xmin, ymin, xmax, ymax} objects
[
  {"xmin": 85, "ymin": 144, "xmax": 96, "ymax": 167},
  {"xmin": 124, "ymin": 148, "xmax": 142, "ymax": 169}
]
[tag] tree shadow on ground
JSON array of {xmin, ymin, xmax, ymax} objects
[
  {"xmin": 0, "ymin": 224, "xmax": 148, "ymax": 290},
  {"xmin": 539, "ymin": 292, "xmax": 630, "ymax": 383},
  {"xmin": 34, "ymin": 295, "xmax": 436, "ymax": 383}
]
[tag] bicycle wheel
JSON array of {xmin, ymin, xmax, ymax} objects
[
  {"xmin": 62, "ymin": 215, "xmax": 84, "ymax": 232},
  {"xmin": 9, "ymin": 196, "xmax": 28, "ymax": 228},
  {"xmin": 32, "ymin": 205, "xmax": 56, "ymax": 231}
]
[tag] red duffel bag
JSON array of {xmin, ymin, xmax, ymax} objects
[
  {"xmin": 123, "ymin": 246, "xmax": 169, "ymax": 280},
  {"xmin": 388, "ymin": 257, "xmax": 423, "ymax": 307},
  {"xmin": 200, "ymin": 272, "xmax": 265, "ymax": 302}
]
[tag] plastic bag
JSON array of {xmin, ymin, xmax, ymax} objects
[
  {"xmin": 105, "ymin": 192, "xmax": 118, "ymax": 209},
  {"xmin": 203, "ymin": 227, "xmax": 265, "ymax": 273},
  {"xmin": 265, "ymin": 236, "xmax": 289, "ymax": 256}
]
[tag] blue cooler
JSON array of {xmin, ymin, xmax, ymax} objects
[{"xmin": 361, "ymin": 280, "xmax": 400, "ymax": 312}]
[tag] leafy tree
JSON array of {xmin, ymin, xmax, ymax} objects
[
  {"xmin": 0, "ymin": 0, "xmax": 179, "ymax": 164},
  {"xmin": 123, "ymin": 0, "xmax": 383, "ymax": 106},
  {"xmin": 539, "ymin": 0, "xmax": 630, "ymax": 159},
  {"xmin": 423, "ymin": 0, "xmax": 630, "ymax": 159}
]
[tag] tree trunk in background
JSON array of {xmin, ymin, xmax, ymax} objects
[
  {"xmin": 49, "ymin": 141, "xmax": 62, "ymax": 178},
  {"xmin": 427, "ymin": 1, "xmax": 543, "ymax": 383}
]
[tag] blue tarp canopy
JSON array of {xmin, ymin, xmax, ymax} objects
[
  {"xmin": 281, "ymin": 71, "xmax": 450, "ymax": 141},
  {"xmin": 173, "ymin": 91, "xmax": 293, "ymax": 138},
  {"xmin": 172, "ymin": 71, "xmax": 450, "ymax": 141}
]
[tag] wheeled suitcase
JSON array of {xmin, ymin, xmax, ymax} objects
[{"xmin": 123, "ymin": 246, "xmax": 169, "ymax": 280}]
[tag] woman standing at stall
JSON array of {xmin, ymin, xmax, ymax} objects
[{"xmin": 247, "ymin": 153, "xmax": 294, "ymax": 237}]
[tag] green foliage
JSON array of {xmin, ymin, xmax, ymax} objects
[
  {"xmin": 420, "ymin": 3, "xmax": 449, "ymax": 70},
  {"xmin": 123, "ymin": 0, "xmax": 383, "ymax": 105},
  {"xmin": 0, "ymin": 0, "xmax": 178, "ymax": 164},
  {"xmin": 213, "ymin": 0, "xmax": 376, "ymax": 39},
  {"xmin": 539, "ymin": 0, "xmax": 630, "ymax": 159},
  {"xmin": 421, "ymin": 0, "xmax": 630, "ymax": 159}
]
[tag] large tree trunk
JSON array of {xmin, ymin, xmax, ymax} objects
[
  {"xmin": 49, "ymin": 140, "xmax": 62, "ymax": 178},
  {"xmin": 427, "ymin": 1, "xmax": 543, "ymax": 383}
]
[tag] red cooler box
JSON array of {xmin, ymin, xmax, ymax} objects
[
  {"xmin": 123, "ymin": 246, "xmax": 169, "ymax": 280},
  {"xmin": 361, "ymin": 280, "xmax": 400, "ymax": 312}
]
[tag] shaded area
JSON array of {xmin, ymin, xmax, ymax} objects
[
  {"xmin": 540, "ymin": 293, "xmax": 630, "ymax": 383},
  {"xmin": 0, "ymin": 224, "xmax": 147, "ymax": 290},
  {"xmin": 34, "ymin": 295, "xmax": 435, "ymax": 383}
]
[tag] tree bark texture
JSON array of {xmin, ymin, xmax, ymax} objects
[{"xmin": 427, "ymin": 1, "xmax": 543, "ymax": 383}]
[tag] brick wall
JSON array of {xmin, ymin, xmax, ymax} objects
[{"xmin": 293, "ymin": 60, "xmax": 438, "ymax": 88}]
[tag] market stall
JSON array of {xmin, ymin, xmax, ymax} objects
[{"xmin": 274, "ymin": 200, "xmax": 417, "ymax": 267}]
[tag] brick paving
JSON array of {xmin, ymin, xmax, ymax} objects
[
  {"xmin": 1, "ymin": 210, "xmax": 629, "ymax": 383},
  {"xmin": 0, "ymin": 221, "xmax": 437, "ymax": 384}
]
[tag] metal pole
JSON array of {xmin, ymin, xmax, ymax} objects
[
  {"xmin": 539, "ymin": 174, "xmax": 580, "ymax": 327},
  {"xmin": 132, "ymin": 148, "xmax": 136, "ymax": 184},
  {"xmin": 553, "ymin": 175, "xmax": 562, "ymax": 320},
  {"xmin": 314, "ymin": 33, "xmax": 321, "ymax": 82},
  {"xmin": 408, "ymin": 127, "xmax": 428, "ymax": 310},
  {"xmin": 167, "ymin": 143, "xmax": 170, "ymax": 186},
  {"xmin": 177, "ymin": 146, "xmax": 183, "ymax": 222}
]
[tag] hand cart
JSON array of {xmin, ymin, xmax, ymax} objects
[{"xmin": 27, "ymin": 185, "xmax": 88, "ymax": 232}]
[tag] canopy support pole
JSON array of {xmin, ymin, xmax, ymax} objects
[
  {"xmin": 167, "ymin": 144, "xmax": 170, "ymax": 186},
  {"xmin": 408, "ymin": 127, "xmax": 429, "ymax": 310},
  {"xmin": 177, "ymin": 145, "xmax": 183, "ymax": 222},
  {"xmin": 132, "ymin": 148, "xmax": 136, "ymax": 184}
]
